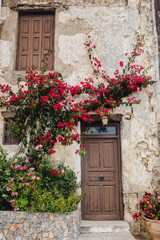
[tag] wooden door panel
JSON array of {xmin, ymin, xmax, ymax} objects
[
  {"xmin": 87, "ymin": 185, "xmax": 101, "ymax": 213},
  {"xmin": 82, "ymin": 126, "xmax": 122, "ymax": 220},
  {"xmin": 103, "ymin": 186, "xmax": 115, "ymax": 213},
  {"xmin": 21, "ymin": 18, "xmax": 30, "ymax": 34},
  {"xmin": 44, "ymin": 37, "xmax": 51, "ymax": 50},
  {"xmin": 33, "ymin": 37, "xmax": 40, "ymax": 51},
  {"xmin": 20, "ymin": 55, "xmax": 28, "ymax": 70},
  {"xmin": 33, "ymin": 19, "xmax": 41, "ymax": 34},
  {"xmin": 87, "ymin": 142, "xmax": 100, "ymax": 168},
  {"xmin": 44, "ymin": 19, "xmax": 52, "ymax": 33},
  {"xmin": 21, "ymin": 37, "xmax": 29, "ymax": 51},
  {"xmin": 101, "ymin": 142, "xmax": 115, "ymax": 168},
  {"xmin": 32, "ymin": 54, "xmax": 40, "ymax": 69}
]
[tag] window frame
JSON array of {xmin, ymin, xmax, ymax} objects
[
  {"xmin": 16, "ymin": 11, "xmax": 55, "ymax": 71},
  {"xmin": 1, "ymin": 112, "xmax": 20, "ymax": 145}
]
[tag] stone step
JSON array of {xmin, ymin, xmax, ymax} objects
[
  {"xmin": 80, "ymin": 221, "xmax": 130, "ymax": 234},
  {"xmin": 78, "ymin": 232, "xmax": 135, "ymax": 240}
]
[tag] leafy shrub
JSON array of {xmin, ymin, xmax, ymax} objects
[
  {"xmin": 27, "ymin": 147, "xmax": 80, "ymax": 198},
  {"xmin": 30, "ymin": 186, "xmax": 82, "ymax": 213},
  {"xmin": 52, "ymin": 163, "xmax": 80, "ymax": 198},
  {"xmin": 0, "ymin": 146, "xmax": 12, "ymax": 210}
]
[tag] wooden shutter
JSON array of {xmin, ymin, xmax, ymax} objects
[
  {"xmin": 17, "ymin": 13, "xmax": 55, "ymax": 71},
  {"xmin": 17, "ymin": 15, "xmax": 31, "ymax": 71},
  {"xmin": 31, "ymin": 15, "xmax": 42, "ymax": 69},
  {"xmin": 42, "ymin": 15, "xmax": 55, "ymax": 70},
  {"xmin": 3, "ymin": 119, "xmax": 20, "ymax": 145}
]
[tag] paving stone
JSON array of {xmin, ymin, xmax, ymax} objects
[
  {"xmin": 78, "ymin": 232, "xmax": 135, "ymax": 240},
  {"xmin": 0, "ymin": 233, "xmax": 3, "ymax": 239}
]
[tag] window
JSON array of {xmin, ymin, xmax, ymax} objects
[
  {"xmin": 1, "ymin": 112, "xmax": 20, "ymax": 145},
  {"xmin": 16, "ymin": 12, "xmax": 55, "ymax": 71}
]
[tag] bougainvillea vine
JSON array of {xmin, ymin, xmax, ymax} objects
[{"xmin": 0, "ymin": 33, "xmax": 155, "ymax": 156}]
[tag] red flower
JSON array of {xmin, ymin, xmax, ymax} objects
[
  {"xmin": 58, "ymin": 136, "xmax": 63, "ymax": 142},
  {"xmin": 50, "ymin": 169, "xmax": 59, "ymax": 176},
  {"xmin": 50, "ymin": 169, "xmax": 62, "ymax": 177},
  {"xmin": 119, "ymin": 61, "xmax": 124, "ymax": 67},
  {"xmin": 58, "ymin": 122, "xmax": 65, "ymax": 127},
  {"xmin": 48, "ymin": 149, "xmax": 55, "ymax": 154},
  {"xmin": 71, "ymin": 134, "xmax": 79, "ymax": 141}
]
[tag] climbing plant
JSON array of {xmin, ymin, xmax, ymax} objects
[{"xmin": 0, "ymin": 33, "xmax": 155, "ymax": 157}]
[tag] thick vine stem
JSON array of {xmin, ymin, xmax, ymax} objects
[{"xmin": 13, "ymin": 116, "xmax": 30, "ymax": 159}]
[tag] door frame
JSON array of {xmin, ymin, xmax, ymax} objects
[{"xmin": 81, "ymin": 118, "xmax": 123, "ymax": 220}]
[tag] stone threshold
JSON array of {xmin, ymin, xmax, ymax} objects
[
  {"xmin": 80, "ymin": 220, "xmax": 130, "ymax": 234},
  {"xmin": 78, "ymin": 232, "xmax": 135, "ymax": 240}
]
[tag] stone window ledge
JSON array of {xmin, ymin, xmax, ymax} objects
[{"xmin": 12, "ymin": 71, "xmax": 55, "ymax": 82}]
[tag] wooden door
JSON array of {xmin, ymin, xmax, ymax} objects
[
  {"xmin": 17, "ymin": 13, "xmax": 54, "ymax": 71},
  {"xmin": 81, "ymin": 123, "xmax": 123, "ymax": 220}
]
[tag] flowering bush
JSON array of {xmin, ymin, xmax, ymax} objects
[
  {"xmin": 132, "ymin": 190, "xmax": 160, "ymax": 221},
  {"xmin": 1, "ymin": 146, "xmax": 81, "ymax": 212},
  {"xmin": 4, "ymin": 157, "xmax": 41, "ymax": 211}
]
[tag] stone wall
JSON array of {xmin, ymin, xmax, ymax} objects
[
  {"xmin": 0, "ymin": 0, "xmax": 160, "ymax": 237},
  {"xmin": 0, "ymin": 210, "xmax": 80, "ymax": 240}
]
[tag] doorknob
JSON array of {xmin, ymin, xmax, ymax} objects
[{"xmin": 98, "ymin": 174, "xmax": 104, "ymax": 181}]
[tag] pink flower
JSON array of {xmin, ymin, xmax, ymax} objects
[
  {"xmin": 61, "ymin": 170, "xmax": 64, "ymax": 173},
  {"xmin": 24, "ymin": 183, "xmax": 30, "ymax": 186},
  {"xmin": 14, "ymin": 159, "xmax": 18, "ymax": 162},
  {"xmin": 37, "ymin": 177, "xmax": 40, "ymax": 180},
  {"xmin": 35, "ymin": 146, "xmax": 39, "ymax": 150},
  {"xmin": 12, "ymin": 192, "xmax": 18, "ymax": 195},
  {"xmin": 29, "ymin": 167, "xmax": 35, "ymax": 171},
  {"xmin": 8, "ymin": 199, "xmax": 15, "ymax": 203},
  {"xmin": 7, "ymin": 188, "xmax": 11, "ymax": 191},
  {"xmin": 39, "ymin": 145, "xmax": 43, "ymax": 148},
  {"xmin": 31, "ymin": 176, "xmax": 36, "ymax": 179},
  {"xmin": 14, "ymin": 208, "xmax": 19, "ymax": 211},
  {"xmin": 25, "ymin": 158, "xmax": 29, "ymax": 163},
  {"xmin": 20, "ymin": 166, "xmax": 27, "ymax": 170}
]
